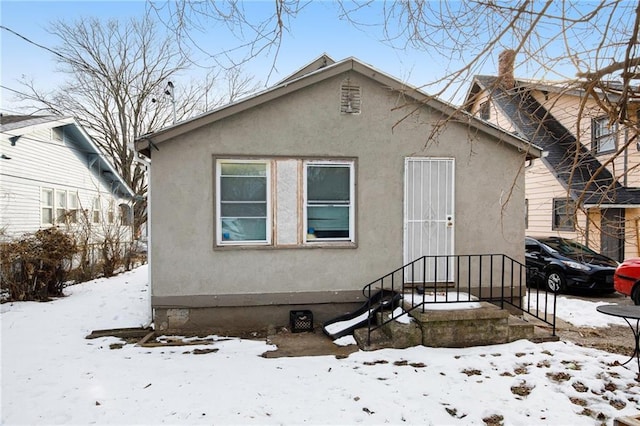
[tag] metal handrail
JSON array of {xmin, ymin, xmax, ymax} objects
[{"xmin": 363, "ymin": 253, "xmax": 557, "ymax": 345}]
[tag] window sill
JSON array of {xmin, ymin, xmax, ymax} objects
[
  {"xmin": 593, "ymin": 148, "xmax": 616, "ymax": 156},
  {"xmin": 214, "ymin": 241, "xmax": 357, "ymax": 250}
]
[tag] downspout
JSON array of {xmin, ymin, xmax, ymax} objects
[
  {"xmin": 624, "ymin": 127, "xmax": 628, "ymax": 187},
  {"xmin": 129, "ymin": 139, "xmax": 153, "ymax": 328},
  {"xmin": 585, "ymin": 208, "xmax": 590, "ymax": 246},
  {"xmin": 636, "ymin": 216, "xmax": 640, "ymax": 257}
]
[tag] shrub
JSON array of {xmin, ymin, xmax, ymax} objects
[{"xmin": 0, "ymin": 228, "xmax": 77, "ymax": 301}]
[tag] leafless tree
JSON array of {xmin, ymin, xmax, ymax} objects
[
  {"xmin": 156, "ymin": 0, "xmax": 640, "ymax": 254},
  {"xmin": 13, "ymin": 13, "xmax": 258, "ymax": 236},
  {"xmin": 153, "ymin": 1, "xmax": 637, "ymax": 100}
]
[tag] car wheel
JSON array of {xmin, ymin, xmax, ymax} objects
[
  {"xmin": 545, "ymin": 270, "xmax": 566, "ymax": 293},
  {"xmin": 632, "ymin": 285, "xmax": 640, "ymax": 306}
]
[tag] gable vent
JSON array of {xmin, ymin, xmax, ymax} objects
[
  {"xmin": 51, "ymin": 127, "xmax": 64, "ymax": 142},
  {"xmin": 340, "ymin": 82, "xmax": 361, "ymax": 114}
]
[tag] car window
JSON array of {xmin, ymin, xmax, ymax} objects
[
  {"xmin": 539, "ymin": 243, "xmax": 557, "ymax": 254},
  {"xmin": 540, "ymin": 239, "xmax": 597, "ymax": 256},
  {"xmin": 525, "ymin": 243, "xmax": 540, "ymax": 253}
]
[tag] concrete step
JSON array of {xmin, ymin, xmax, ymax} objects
[
  {"xmin": 354, "ymin": 303, "xmax": 554, "ymax": 351},
  {"xmin": 353, "ymin": 327, "xmax": 394, "ymax": 351},
  {"xmin": 409, "ymin": 302, "xmax": 511, "ymax": 348},
  {"xmin": 507, "ymin": 315, "xmax": 535, "ymax": 342}
]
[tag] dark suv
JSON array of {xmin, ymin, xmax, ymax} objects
[{"xmin": 525, "ymin": 236, "xmax": 617, "ymax": 293}]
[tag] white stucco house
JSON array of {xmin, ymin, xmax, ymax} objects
[
  {"xmin": 135, "ymin": 55, "xmax": 542, "ymax": 334},
  {"xmin": 0, "ymin": 115, "xmax": 136, "ymax": 241}
]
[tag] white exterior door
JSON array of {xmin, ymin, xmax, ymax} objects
[{"xmin": 404, "ymin": 158, "xmax": 455, "ymax": 282}]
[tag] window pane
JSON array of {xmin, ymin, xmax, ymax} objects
[
  {"xmin": 42, "ymin": 189, "xmax": 53, "ymax": 207},
  {"xmin": 221, "ymin": 218, "xmax": 267, "ymax": 241},
  {"xmin": 221, "ymin": 177, "xmax": 266, "ymax": 202},
  {"xmin": 68, "ymin": 193, "xmax": 78, "ymax": 209},
  {"xmin": 307, "ymin": 166, "xmax": 350, "ymax": 202},
  {"xmin": 307, "ymin": 206, "xmax": 350, "ymax": 238},
  {"xmin": 221, "ymin": 163, "xmax": 266, "ymax": 176},
  {"xmin": 218, "ymin": 161, "xmax": 269, "ymax": 243},
  {"xmin": 56, "ymin": 208, "xmax": 66, "ymax": 223},
  {"xmin": 221, "ymin": 202, "xmax": 266, "ymax": 217},
  {"xmin": 599, "ymin": 135, "xmax": 615, "ymax": 152},
  {"xmin": 553, "ymin": 199, "xmax": 575, "ymax": 231},
  {"xmin": 594, "ymin": 118, "xmax": 616, "ymax": 153},
  {"xmin": 56, "ymin": 191, "xmax": 66, "ymax": 208},
  {"xmin": 42, "ymin": 208, "xmax": 53, "ymax": 224}
]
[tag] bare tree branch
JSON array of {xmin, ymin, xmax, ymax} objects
[{"xmin": 11, "ymin": 13, "xmax": 259, "ymax": 235}]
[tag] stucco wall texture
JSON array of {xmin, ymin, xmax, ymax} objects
[{"xmin": 148, "ymin": 70, "xmax": 527, "ymax": 331}]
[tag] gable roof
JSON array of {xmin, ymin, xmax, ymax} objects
[
  {"xmin": 135, "ymin": 56, "xmax": 541, "ymax": 160},
  {"xmin": 276, "ymin": 53, "xmax": 336, "ymax": 85},
  {"xmin": 1, "ymin": 115, "xmax": 136, "ymax": 200},
  {"xmin": 0, "ymin": 115, "xmax": 62, "ymax": 130},
  {"xmin": 467, "ymin": 75, "xmax": 640, "ymax": 207}
]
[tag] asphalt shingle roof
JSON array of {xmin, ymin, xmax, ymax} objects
[{"xmin": 475, "ymin": 75, "xmax": 640, "ymax": 206}]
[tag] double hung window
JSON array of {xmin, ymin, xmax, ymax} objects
[
  {"xmin": 92, "ymin": 198, "xmax": 101, "ymax": 224},
  {"xmin": 217, "ymin": 160, "xmax": 270, "ymax": 244},
  {"xmin": 304, "ymin": 162, "xmax": 354, "ymax": 242},
  {"xmin": 592, "ymin": 117, "xmax": 617, "ymax": 154},
  {"xmin": 56, "ymin": 190, "xmax": 67, "ymax": 223},
  {"xmin": 67, "ymin": 193, "xmax": 78, "ymax": 224},
  {"xmin": 41, "ymin": 189, "xmax": 54, "ymax": 225},
  {"xmin": 215, "ymin": 158, "xmax": 355, "ymax": 247},
  {"xmin": 107, "ymin": 201, "xmax": 115, "ymax": 224},
  {"xmin": 42, "ymin": 188, "xmax": 81, "ymax": 225},
  {"xmin": 552, "ymin": 198, "xmax": 576, "ymax": 231}
]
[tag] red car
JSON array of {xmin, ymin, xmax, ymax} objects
[{"xmin": 614, "ymin": 258, "xmax": 640, "ymax": 305}]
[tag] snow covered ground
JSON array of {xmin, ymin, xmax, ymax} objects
[{"xmin": 2, "ymin": 265, "xmax": 639, "ymax": 425}]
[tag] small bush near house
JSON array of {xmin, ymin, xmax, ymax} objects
[{"xmin": 0, "ymin": 228, "xmax": 77, "ymax": 301}]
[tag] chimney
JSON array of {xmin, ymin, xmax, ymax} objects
[{"xmin": 498, "ymin": 50, "xmax": 516, "ymax": 89}]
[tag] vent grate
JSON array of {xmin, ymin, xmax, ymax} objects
[{"xmin": 341, "ymin": 84, "xmax": 361, "ymax": 114}]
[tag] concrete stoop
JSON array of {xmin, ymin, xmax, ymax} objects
[{"xmin": 353, "ymin": 301, "xmax": 537, "ymax": 351}]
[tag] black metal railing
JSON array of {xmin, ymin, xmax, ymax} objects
[{"xmin": 363, "ymin": 254, "xmax": 557, "ymax": 345}]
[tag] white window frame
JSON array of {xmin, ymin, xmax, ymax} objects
[
  {"xmin": 68, "ymin": 192, "xmax": 79, "ymax": 224},
  {"xmin": 552, "ymin": 198, "xmax": 576, "ymax": 232},
  {"xmin": 41, "ymin": 188, "xmax": 54, "ymax": 225},
  {"xmin": 215, "ymin": 159, "xmax": 272, "ymax": 246},
  {"xmin": 107, "ymin": 200, "xmax": 115, "ymax": 224},
  {"xmin": 92, "ymin": 197, "xmax": 101, "ymax": 224},
  {"xmin": 592, "ymin": 117, "xmax": 617, "ymax": 154},
  {"xmin": 55, "ymin": 190, "xmax": 67, "ymax": 224},
  {"xmin": 303, "ymin": 160, "xmax": 355, "ymax": 243}
]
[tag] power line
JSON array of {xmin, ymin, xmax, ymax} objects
[
  {"xmin": 0, "ymin": 25, "xmax": 66, "ymax": 61},
  {"xmin": 0, "ymin": 84, "xmax": 31, "ymax": 99}
]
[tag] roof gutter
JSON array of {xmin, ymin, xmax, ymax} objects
[{"xmin": 584, "ymin": 204, "xmax": 640, "ymax": 209}]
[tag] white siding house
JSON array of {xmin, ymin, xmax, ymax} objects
[{"xmin": 0, "ymin": 115, "xmax": 135, "ymax": 241}]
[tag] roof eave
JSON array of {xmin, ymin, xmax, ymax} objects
[{"xmin": 65, "ymin": 119, "xmax": 136, "ymax": 200}]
